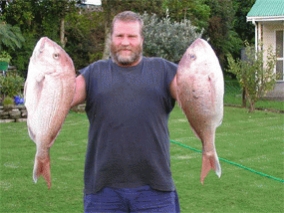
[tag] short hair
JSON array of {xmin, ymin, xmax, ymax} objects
[{"xmin": 111, "ymin": 11, "xmax": 144, "ymax": 37}]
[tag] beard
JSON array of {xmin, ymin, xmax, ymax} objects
[{"xmin": 110, "ymin": 43, "xmax": 143, "ymax": 66}]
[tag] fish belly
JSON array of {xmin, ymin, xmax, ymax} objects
[{"xmin": 26, "ymin": 74, "xmax": 74, "ymax": 188}]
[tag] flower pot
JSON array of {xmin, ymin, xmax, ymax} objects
[{"xmin": 0, "ymin": 61, "xmax": 9, "ymax": 71}]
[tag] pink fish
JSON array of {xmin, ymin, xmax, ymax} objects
[
  {"xmin": 24, "ymin": 37, "xmax": 76, "ymax": 188},
  {"xmin": 174, "ymin": 38, "xmax": 224, "ymax": 184}
]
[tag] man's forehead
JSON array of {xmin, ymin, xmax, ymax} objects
[{"xmin": 113, "ymin": 21, "xmax": 142, "ymax": 33}]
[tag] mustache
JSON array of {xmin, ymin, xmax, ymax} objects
[{"xmin": 116, "ymin": 47, "xmax": 132, "ymax": 52}]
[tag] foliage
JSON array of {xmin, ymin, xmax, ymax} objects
[
  {"xmin": 204, "ymin": 0, "xmax": 243, "ymax": 69},
  {"xmin": 227, "ymin": 43, "xmax": 277, "ymax": 112},
  {"xmin": 2, "ymin": 96, "xmax": 14, "ymax": 107},
  {"xmin": 101, "ymin": 0, "xmax": 165, "ymax": 26},
  {"xmin": 0, "ymin": 72, "xmax": 25, "ymax": 99},
  {"xmin": 3, "ymin": 0, "xmax": 106, "ymax": 72},
  {"xmin": 0, "ymin": 19, "xmax": 25, "ymax": 51},
  {"xmin": 1, "ymin": 0, "xmax": 259, "ymax": 76},
  {"xmin": 9, "ymin": 34, "xmax": 36, "ymax": 77},
  {"xmin": 232, "ymin": 0, "xmax": 256, "ymax": 43},
  {"xmin": 3, "ymin": 0, "xmax": 79, "ymax": 73},
  {"xmin": 142, "ymin": 12, "xmax": 202, "ymax": 63},
  {"xmin": 64, "ymin": 8, "xmax": 105, "ymax": 70},
  {"xmin": 161, "ymin": 0, "xmax": 255, "ymax": 70},
  {"xmin": 0, "ymin": 50, "xmax": 12, "ymax": 63},
  {"xmin": 162, "ymin": 0, "xmax": 210, "ymax": 31}
]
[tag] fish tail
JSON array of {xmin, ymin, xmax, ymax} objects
[
  {"xmin": 33, "ymin": 154, "xmax": 51, "ymax": 189},
  {"xmin": 200, "ymin": 150, "xmax": 221, "ymax": 184}
]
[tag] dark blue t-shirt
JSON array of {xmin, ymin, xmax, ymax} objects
[{"xmin": 80, "ymin": 57, "xmax": 177, "ymax": 194}]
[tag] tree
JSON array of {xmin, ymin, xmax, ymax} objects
[
  {"xmin": 64, "ymin": 8, "xmax": 105, "ymax": 70},
  {"xmin": 227, "ymin": 43, "xmax": 277, "ymax": 112},
  {"xmin": 37, "ymin": 0, "xmax": 78, "ymax": 47},
  {"xmin": 2, "ymin": 0, "xmax": 79, "ymax": 75},
  {"xmin": 233, "ymin": 0, "xmax": 255, "ymax": 44},
  {"xmin": 204, "ymin": 0, "xmax": 242, "ymax": 69},
  {"xmin": 162, "ymin": 0, "xmax": 210, "ymax": 32}
]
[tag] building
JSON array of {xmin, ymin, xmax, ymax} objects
[
  {"xmin": 77, "ymin": 0, "xmax": 102, "ymax": 13},
  {"xmin": 247, "ymin": 0, "xmax": 284, "ymax": 99}
]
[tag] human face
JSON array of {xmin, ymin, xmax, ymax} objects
[{"xmin": 110, "ymin": 20, "xmax": 143, "ymax": 67}]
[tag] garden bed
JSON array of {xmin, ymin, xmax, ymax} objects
[{"xmin": 0, "ymin": 105, "xmax": 27, "ymax": 123}]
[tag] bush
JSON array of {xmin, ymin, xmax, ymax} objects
[
  {"xmin": 142, "ymin": 12, "xmax": 202, "ymax": 63},
  {"xmin": 0, "ymin": 73, "xmax": 25, "ymax": 100},
  {"xmin": 0, "ymin": 51, "xmax": 12, "ymax": 63},
  {"xmin": 3, "ymin": 96, "xmax": 14, "ymax": 107}
]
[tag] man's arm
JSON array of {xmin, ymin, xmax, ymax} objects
[
  {"xmin": 71, "ymin": 74, "xmax": 86, "ymax": 107},
  {"xmin": 169, "ymin": 75, "xmax": 177, "ymax": 100}
]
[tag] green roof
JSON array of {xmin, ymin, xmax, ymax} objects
[{"xmin": 247, "ymin": 0, "xmax": 284, "ymax": 17}]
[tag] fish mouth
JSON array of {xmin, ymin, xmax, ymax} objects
[
  {"xmin": 32, "ymin": 37, "xmax": 47, "ymax": 60},
  {"xmin": 38, "ymin": 37, "xmax": 48, "ymax": 53}
]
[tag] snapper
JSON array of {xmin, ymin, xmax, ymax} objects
[
  {"xmin": 175, "ymin": 38, "xmax": 224, "ymax": 183},
  {"xmin": 24, "ymin": 37, "xmax": 76, "ymax": 188}
]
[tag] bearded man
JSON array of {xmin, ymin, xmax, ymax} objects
[{"xmin": 72, "ymin": 11, "xmax": 180, "ymax": 213}]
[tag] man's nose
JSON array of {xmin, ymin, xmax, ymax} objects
[{"xmin": 121, "ymin": 37, "xmax": 130, "ymax": 46}]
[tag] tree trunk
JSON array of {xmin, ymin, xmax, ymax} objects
[
  {"xmin": 60, "ymin": 18, "xmax": 66, "ymax": 48},
  {"xmin": 242, "ymin": 88, "xmax": 246, "ymax": 107},
  {"xmin": 249, "ymin": 101, "xmax": 255, "ymax": 112},
  {"xmin": 102, "ymin": 26, "xmax": 111, "ymax": 59}
]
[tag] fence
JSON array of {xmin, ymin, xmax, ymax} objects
[{"xmin": 224, "ymin": 80, "xmax": 284, "ymax": 112}]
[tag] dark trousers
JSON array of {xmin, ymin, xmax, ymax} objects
[{"xmin": 84, "ymin": 185, "xmax": 180, "ymax": 213}]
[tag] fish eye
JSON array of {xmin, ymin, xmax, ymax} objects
[
  {"xmin": 53, "ymin": 53, "xmax": 60, "ymax": 59},
  {"xmin": 189, "ymin": 54, "xmax": 196, "ymax": 60}
]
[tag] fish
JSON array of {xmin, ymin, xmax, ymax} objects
[
  {"xmin": 24, "ymin": 37, "xmax": 76, "ymax": 188},
  {"xmin": 174, "ymin": 38, "xmax": 224, "ymax": 184}
]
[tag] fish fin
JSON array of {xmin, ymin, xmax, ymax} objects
[
  {"xmin": 27, "ymin": 125, "xmax": 36, "ymax": 142},
  {"xmin": 200, "ymin": 150, "xmax": 221, "ymax": 184},
  {"xmin": 33, "ymin": 154, "xmax": 51, "ymax": 189},
  {"xmin": 191, "ymin": 128, "xmax": 201, "ymax": 140},
  {"xmin": 23, "ymin": 80, "xmax": 28, "ymax": 100}
]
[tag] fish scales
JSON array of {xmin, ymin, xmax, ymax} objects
[
  {"xmin": 24, "ymin": 37, "xmax": 76, "ymax": 188},
  {"xmin": 175, "ymin": 38, "xmax": 224, "ymax": 184}
]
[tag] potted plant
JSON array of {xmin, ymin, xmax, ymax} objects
[
  {"xmin": 3, "ymin": 96, "xmax": 14, "ymax": 110},
  {"xmin": 0, "ymin": 51, "xmax": 12, "ymax": 72}
]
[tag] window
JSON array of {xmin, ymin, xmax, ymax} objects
[{"xmin": 276, "ymin": 30, "xmax": 283, "ymax": 80}]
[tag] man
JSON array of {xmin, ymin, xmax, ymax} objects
[{"xmin": 72, "ymin": 11, "xmax": 180, "ymax": 212}]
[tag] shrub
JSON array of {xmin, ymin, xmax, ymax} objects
[
  {"xmin": 142, "ymin": 12, "xmax": 202, "ymax": 63},
  {"xmin": 0, "ymin": 51, "xmax": 12, "ymax": 63},
  {"xmin": 3, "ymin": 96, "xmax": 14, "ymax": 107},
  {"xmin": 227, "ymin": 42, "xmax": 277, "ymax": 112},
  {"xmin": 0, "ymin": 73, "xmax": 24, "ymax": 100}
]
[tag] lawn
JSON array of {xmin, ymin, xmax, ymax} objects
[
  {"xmin": 224, "ymin": 80, "xmax": 284, "ymax": 112},
  {"xmin": 1, "ymin": 106, "xmax": 283, "ymax": 212}
]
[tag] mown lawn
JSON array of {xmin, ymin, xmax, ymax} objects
[{"xmin": 1, "ymin": 106, "xmax": 283, "ymax": 212}]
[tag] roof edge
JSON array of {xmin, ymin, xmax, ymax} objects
[{"xmin": 247, "ymin": 16, "xmax": 284, "ymax": 22}]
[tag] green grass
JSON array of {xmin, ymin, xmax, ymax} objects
[
  {"xmin": 224, "ymin": 80, "xmax": 284, "ymax": 112},
  {"xmin": 169, "ymin": 106, "xmax": 284, "ymax": 212},
  {"xmin": 1, "ymin": 107, "xmax": 284, "ymax": 212}
]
